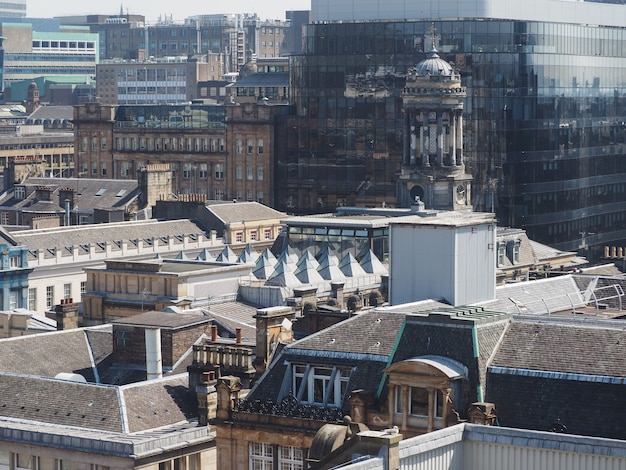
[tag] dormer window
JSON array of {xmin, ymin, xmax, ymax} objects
[
  {"xmin": 513, "ymin": 240, "xmax": 521, "ymax": 264},
  {"xmin": 292, "ymin": 364, "xmax": 351, "ymax": 407},
  {"xmin": 14, "ymin": 186, "xmax": 25, "ymax": 200},
  {"xmin": 497, "ymin": 243, "xmax": 506, "ymax": 266}
]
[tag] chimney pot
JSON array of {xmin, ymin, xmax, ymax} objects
[
  {"xmin": 211, "ymin": 325, "xmax": 218, "ymax": 342},
  {"xmin": 236, "ymin": 327, "xmax": 242, "ymax": 344}
]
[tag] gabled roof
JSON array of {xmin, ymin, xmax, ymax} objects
[
  {"xmin": 204, "ymin": 201, "xmax": 286, "ymax": 225},
  {"xmin": 26, "ymin": 105, "xmax": 74, "ymax": 122}
]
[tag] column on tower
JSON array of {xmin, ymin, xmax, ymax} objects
[{"xmin": 455, "ymin": 113, "xmax": 463, "ymax": 165}]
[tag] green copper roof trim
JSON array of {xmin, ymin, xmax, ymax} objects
[
  {"xmin": 472, "ymin": 324, "xmax": 479, "ymax": 358},
  {"xmin": 376, "ymin": 317, "xmax": 406, "ymax": 399}
]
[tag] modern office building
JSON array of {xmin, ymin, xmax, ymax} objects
[
  {"xmin": 0, "ymin": 22, "xmax": 98, "ymax": 90},
  {"xmin": 96, "ymin": 55, "xmax": 223, "ymax": 104},
  {"xmin": 279, "ymin": 0, "xmax": 626, "ymax": 260},
  {"xmin": 0, "ymin": 0, "xmax": 25, "ymax": 18}
]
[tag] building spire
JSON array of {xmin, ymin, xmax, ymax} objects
[{"xmin": 119, "ymin": 3, "xmax": 124, "ymax": 16}]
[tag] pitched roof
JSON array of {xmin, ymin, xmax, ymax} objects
[
  {"xmin": 0, "ymin": 326, "xmax": 110, "ymax": 381},
  {"xmin": 205, "ymin": 201, "xmax": 285, "ymax": 224},
  {"xmin": 289, "ymin": 310, "xmax": 406, "ymax": 357},
  {"xmin": 490, "ymin": 319, "xmax": 626, "ymax": 377},
  {"xmin": 111, "ymin": 311, "xmax": 210, "ymax": 329},
  {"xmin": 0, "ymin": 372, "xmax": 197, "ymax": 434},
  {"xmin": 12, "ymin": 219, "xmax": 208, "ymax": 258}
]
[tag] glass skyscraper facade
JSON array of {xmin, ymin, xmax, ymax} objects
[{"xmin": 276, "ymin": 4, "xmax": 626, "ymax": 261}]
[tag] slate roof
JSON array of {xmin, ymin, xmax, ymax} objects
[
  {"xmin": 12, "ymin": 219, "xmax": 208, "ymax": 258},
  {"xmin": 111, "ymin": 311, "xmax": 210, "ymax": 330},
  {"xmin": 290, "ymin": 309, "xmax": 407, "ymax": 357},
  {"xmin": 203, "ymin": 301, "xmax": 259, "ymax": 342},
  {"xmin": 120, "ymin": 374, "xmax": 197, "ymax": 433},
  {"xmin": 205, "ymin": 201, "xmax": 285, "ymax": 224},
  {"xmin": 0, "ymin": 326, "xmax": 111, "ymax": 382},
  {"xmin": 1, "ymin": 177, "xmax": 139, "ymax": 211},
  {"xmin": 0, "ymin": 374, "xmax": 124, "ymax": 432},
  {"xmin": 490, "ymin": 319, "xmax": 626, "ymax": 377},
  {"xmin": 0, "ymin": 372, "xmax": 196, "ymax": 434},
  {"xmin": 26, "ymin": 105, "xmax": 74, "ymax": 122}
]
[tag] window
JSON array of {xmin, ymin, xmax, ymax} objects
[
  {"xmin": 9, "ymin": 290, "xmax": 18, "ymax": 310},
  {"xmin": 497, "ymin": 243, "xmax": 505, "ymax": 266},
  {"xmin": 247, "ymin": 166, "xmax": 254, "ymax": 180},
  {"xmin": 236, "ymin": 232, "xmax": 243, "ymax": 243},
  {"xmin": 92, "ymin": 161, "xmax": 97, "ymax": 175},
  {"xmin": 396, "ymin": 386, "xmax": 445, "ymax": 418},
  {"xmin": 91, "ymin": 137, "xmax": 97, "ymax": 151},
  {"xmin": 215, "ymin": 164, "xmax": 224, "ymax": 179},
  {"xmin": 81, "ymin": 136, "xmax": 88, "ymax": 152},
  {"xmin": 236, "ymin": 138, "xmax": 243, "ymax": 155},
  {"xmin": 236, "ymin": 165, "xmax": 243, "ymax": 180},
  {"xmin": 115, "ymin": 329, "xmax": 131, "ymax": 348},
  {"xmin": 257, "ymin": 191, "xmax": 264, "ymax": 204},
  {"xmin": 14, "ymin": 186, "xmax": 25, "ymax": 200},
  {"xmin": 279, "ymin": 446, "xmax": 304, "ymax": 470},
  {"xmin": 247, "ymin": 190, "xmax": 253, "ymax": 201},
  {"xmin": 250, "ymin": 442, "xmax": 273, "ymax": 470},
  {"xmin": 64, "ymin": 283, "xmax": 71, "ymax": 299},
  {"xmin": 46, "ymin": 286, "xmax": 54, "ymax": 309},
  {"xmin": 10, "ymin": 255, "xmax": 19, "ymax": 268},
  {"xmin": 101, "ymin": 137, "xmax": 107, "ymax": 150},
  {"xmin": 210, "ymin": 138, "xmax": 217, "ymax": 152},
  {"xmin": 101, "ymin": 162, "xmax": 107, "ymax": 176},
  {"xmin": 214, "ymin": 188, "xmax": 224, "ymax": 200},
  {"xmin": 28, "ymin": 288, "xmax": 36, "ymax": 310},
  {"xmin": 183, "ymin": 163, "xmax": 192, "ymax": 179},
  {"xmin": 199, "ymin": 163, "xmax": 208, "ymax": 179},
  {"xmin": 250, "ymin": 231, "xmax": 257, "ymax": 241},
  {"xmin": 219, "ymin": 138, "xmax": 225, "ymax": 152},
  {"xmin": 264, "ymin": 229, "xmax": 272, "ymax": 240},
  {"xmin": 247, "ymin": 139, "xmax": 254, "ymax": 154},
  {"xmin": 116, "ymin": 137, "xmax": 122, "ymax": 150},
  {"xmin": 257, "ymin": 166, "xmax": 264, "ymax": 181},
  {"xmin": 0, "ymin": 212, "xmax": 8, "ymax": 225},
  {"xmin": 80, "ymin": 281, "xmax": 86, "ymax": 294},
  {"xmin": 513, "ymin": 241, "xmax": 521, "ymax": 264},
  {"xmin": 292, "ymin": 364, "xmax": 351, "ymax": 407},
  {"xmin": 258, "ymin": 139, "xmax": 264, "ymax": 155}
]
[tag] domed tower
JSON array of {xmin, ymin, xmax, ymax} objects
[
  {"xmin": 25, "ymin": 81, "xmax": 40, "ymax": 114},
  {"xmin": 398, "ymin": 28, "xmax": 472, "ymax": 212}
]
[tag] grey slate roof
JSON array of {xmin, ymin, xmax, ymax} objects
[
  {"xmin": 26, "ymin": 105, "xmax": 74, "ymax": 122},
  {"xmin": 1, "ymin": 177, "xmax": 139, "ymax": 211},
  {"xmin": 490, "ymin": 319, "xmax": 626, "ymax": 377},
  {"xmin": 205, "ymin": 201, "xmax": 285, "ymax": 224},
  {"xmin": 111, "ymin": 311, "xmax": 209, "ymax": 329},
  {"xmin": 12, "ymin": 219, "xmax": 208, "ymax": 258},
  {"xmin": 0, "ymin": 327, "xmax": 110, "ymax": 381},
  {"xmin": 0, "ymin": 372, "xmax": 196, "ymax": 434}
]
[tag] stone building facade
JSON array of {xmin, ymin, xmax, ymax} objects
[{"xmin": 73, "ymin": 102, "xmax": 285, "ymax": 205}]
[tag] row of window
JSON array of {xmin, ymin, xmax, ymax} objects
[
  {"xmin": 114, "ymin": 137, "xmax": 226, "ymax": 153},
  {"xmin": 28, "ymin": 282, "xmax": 86, "ymax": 310},
  {"xmin": 235, "ymin": 228, "xmax": 273, "ymax": 243},
  {"xmin": 236, "ymin": 138, "xmax": 264, "ymax": 155}
]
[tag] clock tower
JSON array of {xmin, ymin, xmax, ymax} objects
[{"xmin": 398, "ymin": 28, "xmax": 473, "ymax": 212}]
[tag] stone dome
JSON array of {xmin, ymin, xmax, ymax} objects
[{"xmin": 415, "ymin": 49, "xmax": 454, "ymax": 77}]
